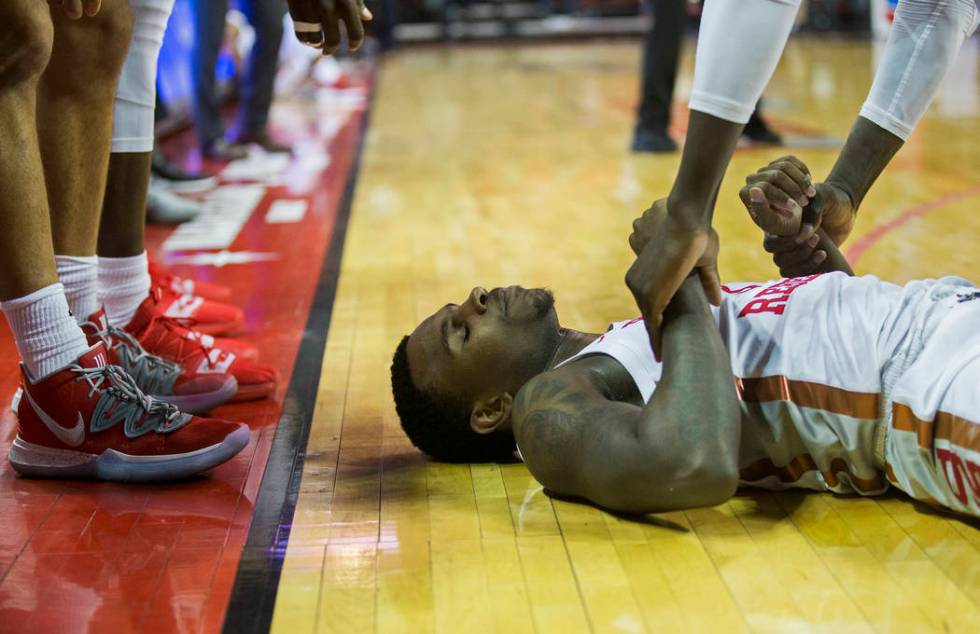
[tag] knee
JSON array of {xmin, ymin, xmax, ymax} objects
[
  {"xmin": 0, "ymin": 2, "xmax": 53, "ymax": 89},
  {"xmin": 52, "ymin": 2, "xmax": 134, "ymax": 77},
  {"xmin": 91, "ymin": 4, "xmax": 136, "ymax": 72}
]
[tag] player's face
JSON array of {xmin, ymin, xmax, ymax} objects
[{"xmin": 406, "ymin": 286, "xmax": 560, "ymax": 405}]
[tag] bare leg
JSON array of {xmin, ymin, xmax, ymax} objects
[
  {"xmin": 100, "ymin": 0, "xmax": 176, "ymax": 258},
  {"xmin": 99, "ymin": 152, "xmax": 151, "ymax": 258},
  {"xmin": 37, "ymin": 0, "xmax": 133, "ymax": 258},
  {"xmin": 0, "ymin": 1, "xmax": 56, "ymax": 301}
]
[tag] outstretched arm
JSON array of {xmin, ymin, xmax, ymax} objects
[
  {"xmin": 740, "ymin": 0, "xmax": 979, "ymax": 248},
  {"xmin": 627, "ymin": 0, "xmax": 805, "ymax": 353},
  {"xmin": 514, "ymin": 275, "xmax": 741, "ymax": 514}
]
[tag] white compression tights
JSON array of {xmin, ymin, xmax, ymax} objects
[
  {"xmin": 111, "ymin": 0, "xmax": 175, "ymax": 153},
  {"xmin": 689, "ymin": 0, "xmax": 980, "ymax": 137}
]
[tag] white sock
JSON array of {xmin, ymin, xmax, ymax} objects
[
  {"xmin": 55, "ymin": 255, "xmax": 100, "ymax": 323},
  {"xmin": 99, "ymin": 251, "xmax": 151, "ymax": 328},
  {"xmin": 0, "ymin": 284, "xmax": 91, "ymax": 380}
]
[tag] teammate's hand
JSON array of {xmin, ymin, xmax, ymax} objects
[
  {"xmin": 739, "ymin": 155, "xmax": 816, "ymax": 237},
  {"xmin": 626, "ymin": 202, "xmax": 721, "ymax": 359},
  {"xmin": 739, "ymin": 155, "xmax": 856, "ymax": 246},
  {"xmin": 762, "ymin": 232, "xmax": 826, "ymax": 277},
  {"xmin": 628, "ymin": 199, "xmax": 666, "ymax": 256},
  {"xmin": 48, "ymin": 0, "xmax": 102, "ymax": 19},
  {"xmin": 287, "ymin": 0, "xmax": 373, "ymax": 55}
]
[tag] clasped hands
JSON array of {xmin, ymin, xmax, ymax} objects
[{"xmin": 627, "ymin": 155, "xmax": 857, "ymax": 358}]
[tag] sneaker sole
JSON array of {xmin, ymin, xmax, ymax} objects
[
  {"xmin": 153, "ymin": 376, "xmax": 238, "ymax": 415},
  {"xmin": 7, "ymin": 425, "xmax": 250, "ymax": 483}
]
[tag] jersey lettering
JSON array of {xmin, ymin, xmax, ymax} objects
[
  {"xmin": 738, "ymin": 275, "xmax": 821, "ymax": 318},
  {"xmin": 937, "ymin": 448, "xmax": 980, "ymax": 507},
  {"xmin": 722, "ymin": 284, "xmax": 762, "ymax": 295}
]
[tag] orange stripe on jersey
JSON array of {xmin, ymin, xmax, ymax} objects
[
  {"xmin": 936, "ymin": 411, "xmax": 980, "ymax": 452},
  {"xmin": 824, "ymin": 458, "xmax": 887, "ymax": 493},
  {"xmin": 740, "ymin": 454, "xmax": 885, "ymax": 493},
  {"xmin": 893, "ymin": 404, "xmax": 980, "ymax": 451},
  {"xmin": 737, "ymin": 376, "xmax": 880, "ymax": 420},
  {"xmin": 740, "ymin": 454, "xmax": 817, "ymax": 483},
  {"xmin": 892, "ymin": 404, "xmax": 934, "ymax": 449}
]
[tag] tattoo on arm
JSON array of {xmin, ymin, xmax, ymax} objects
[{"xmin": 513, "ymin": 372, "xmax": 609, "ymax": 492}]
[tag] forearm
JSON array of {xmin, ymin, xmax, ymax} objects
[
  {"xmin": 672, "ymin": 0, "xmax": 802, "ymax": 228},
  {"xmin": 666, "ymin": 112, "xmax": 743, "ymax": 229},
  {"xmin": 831, "ymin": 0, "xmax": 978, "ymax": 216},
  {"xmin": 639, "ymin": 276, "xmax": 741, "ymax": 498},
  {"xmin": 813, "ymin": 228, "xmax": 854, "ymax": 276},
  {"xmin": 824, "ymin": 117, "xmax": 903, "ymax": 219}
]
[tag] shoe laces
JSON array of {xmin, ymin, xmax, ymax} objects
[
  {"xmin": 107, "ymin": 326, "xmax": 182, "ymax": 393},
  {"xmin": 81, "ymin": 316, "xmax": 183, "ymax": 391},
  {"xmin": 72, "ymin": 364, "xmax": 187, "ymax": 433}
]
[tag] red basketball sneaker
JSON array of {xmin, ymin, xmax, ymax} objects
[
  {"xmin": 148, "ymin": 256, "xmax": 232, "ymax": 302},
  {"xmin": 123, "ymin": 294, "xmax": 278, "ymax": 402},
  {"xmin": 9, "ymin": 343, "xmax": 249, "ymax": 482},
  {"xmin": 80, "ymin": 308, "xmax": 238, "ymax": 414},
  {"xmin": 157, "ymin": 286, "xmax": 244, "ymax": 337}
]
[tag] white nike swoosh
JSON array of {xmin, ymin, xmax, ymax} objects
[{"xmin": 23, "ymin": 388, "xmax": 86, "ymax": 447}]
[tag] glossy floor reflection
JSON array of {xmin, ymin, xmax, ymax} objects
[{"xmin": 271, "ymin": 39, "xmax": 980, "ymax": 633}]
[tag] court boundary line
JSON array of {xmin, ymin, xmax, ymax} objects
[
  {"xmin": 844, "ymin": 185, "xmax": 980, "ymax": 265},
  {"xmin": 221, "ymin": 74, "xmax": 376, "ymax": 634}
]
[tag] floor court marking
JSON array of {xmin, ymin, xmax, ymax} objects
[
  {"xmin": 845, "ymin": 185, "xmax": 980, "ymax": 265},
  {"xmin": 220, "ymin": 77, "xmax": 375, "ymax": 634}
]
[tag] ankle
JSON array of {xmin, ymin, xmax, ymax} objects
[
  {"xmin": 98, "ymin": 252, "xmax": 151, "ymax": 328},
  {"xmin": 1, "ymin": 284, "xmax": 89, "ymax": 379}
]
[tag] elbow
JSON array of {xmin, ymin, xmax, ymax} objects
[
  {"xmin": 592, "ymin": 461, "xmax": 738, "ymax": 516},
  {"xmin": 698, "ymin": 467, "xmax": 739, "ymax": 508},
  {"xmin": 693, "ymin": 449, "xmax": 740, "ymax": 507}
]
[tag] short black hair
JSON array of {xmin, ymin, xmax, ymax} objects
[{"xmin": 390, "ymin": 336, "xmax": 517, "ymax": 463}]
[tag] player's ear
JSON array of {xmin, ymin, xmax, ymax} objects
[{"xmin": 470, "ymin": 393, "xmax": 514, "ymax": 434}]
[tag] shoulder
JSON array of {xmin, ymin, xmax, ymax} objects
[
  {"xmin": 512, "ymin": 365, "xmax": 598, "ymax": 428},
  {"xmin": 511, "ymin": 367, "xmax": 606, "ymax": 492}
]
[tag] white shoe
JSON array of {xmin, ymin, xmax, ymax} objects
[{"xmin": 146, "ymin": 178, "xmax": 201, "ymax": 225}]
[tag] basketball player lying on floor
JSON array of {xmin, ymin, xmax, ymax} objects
[{"xmin": 390, "ymin": 186, "xmax": 980, "ymax": 522}]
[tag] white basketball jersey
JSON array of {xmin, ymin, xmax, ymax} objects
[{"xmin": 557, "ymin": 272, "xmax": 976, "ymax": 496}]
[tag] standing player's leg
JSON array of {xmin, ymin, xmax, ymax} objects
[
  {"xmin": 98, "ymin": 0, "xmax": 172, "ymax": 328},
  {"xmin": 3, "ymin": 1, "xmax": 249, "ymax": 481},
  {"xmin": 0, "ymin": 1, "xmax": 89, "ymax": 380},
  {"xmin": 231, "ymin": 0, "xmax": 288, "ymax": 152},
  {"xmin": 37, "ymin": 0, "xmax": 134, "ymax": 324},
  {"xmin": 94, "ymin": 0, "xmax": 251, "ymax": 410},
  {"xmin": 191, "ymin": 0, "xmax": 246, "ymax": 160},
  {"xmin": 633, "ymin": 0, "xmax": 686, "ymax": 153}
]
